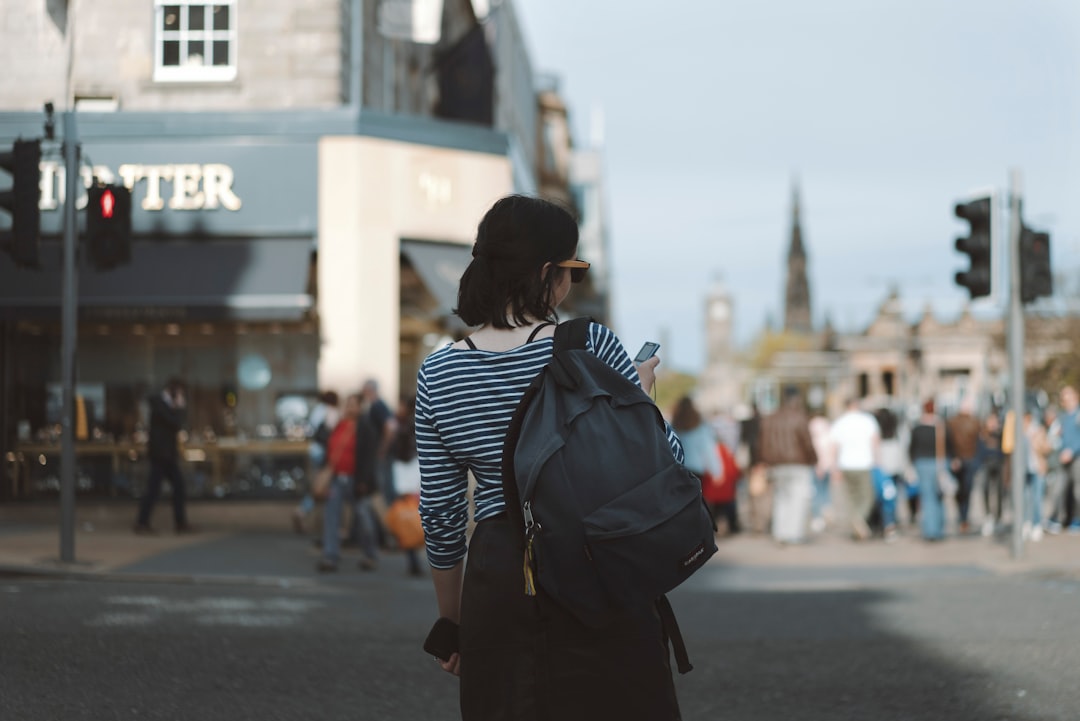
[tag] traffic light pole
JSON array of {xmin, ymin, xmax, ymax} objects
[
  {"xmin": 59, "ymin": 111, "xmax": 79, "ymax": 564},
  {"xmin": 1007, "ymin": 169, "xmax": 1025, "ymax": 561}
]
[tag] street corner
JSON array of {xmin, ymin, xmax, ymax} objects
[{"xmin": 0, "ymin": 523, "xmax": 228, "ymax": 580}]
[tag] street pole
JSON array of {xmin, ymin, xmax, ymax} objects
[
  {"xmin": 59, "ymin": 111, "xmax": 79, "ymax": 563},
  {"xmin": 1007, "ymin": 168, "xmax": 1025, "ymax": 561}
]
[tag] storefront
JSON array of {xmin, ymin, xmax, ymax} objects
[{"xmin": 1, "ymin": 111, "xmax": 515, "ymax": 501}]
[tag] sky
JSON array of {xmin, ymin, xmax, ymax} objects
[{"xmin": 513, "ymin": 0, "xmax": 1080, "ymax": 373}]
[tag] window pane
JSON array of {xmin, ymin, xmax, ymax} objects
[
  {"xmin": 162, "ymin": 5, "xmax": 180, "ymax": 31},
  {"xmin": 212, "ymin": 5, "xmax": 230, "ymax": 31},
  {"xmin": 163, "ymin": 40, "xmax": 181, "ymax": 66},
  {"xmin": 187, "ymin": 41, "xmax": 205, "ymax": 66},
  {"xmin": 212, "ymin": 40, "xmax": 230, "ymax": 66},
  {"xmin": 188, "ymin": 6, "xmax": 205, "ymax": 31}
]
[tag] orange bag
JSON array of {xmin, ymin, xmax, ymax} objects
[{"xmin": 385, "ymin": 494, "xmax": 425, "ymax": 550}]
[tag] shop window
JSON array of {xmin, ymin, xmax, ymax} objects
[
  {"xmin": 882, "ymin": 370, "xmax": 895, "ymax": 397},
  {"xmin": 154, "ymin": 1, "xmax": 237, "ymax": 82}
]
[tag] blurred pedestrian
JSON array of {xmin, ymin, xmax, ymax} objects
[
  {"xmin": 873, "ymin": 407, "xmax": 903, "ymax": 541},
  {"xmin": 1022, "ymin": 409, "xmax": 1051, "ymax": 542},
  {"xmin": 710, "ymin": 439, "xmax": 742, "ymax": 535},
  {"xmin": 388, "ymin": 395, "xmax": 423, "ymax": 576},
  {"xmin": 909, "ymin": 399, "xmax": 946, "ymax": 542},
  {"xmin": 362, "ymin": 379, "xmax": 396, "ymax": 502},
  {"xmin": 671, "ymin": 395, "xmax": 723, "ymax": 498},
  {"xmin": 759, "ymin": 386, "xmax": 817, "ymax": 544},
  {"xmin": 1044, "ymin": 406, "xmax": 1067, "ymax": 534},
  {"xmin": 828, "ymin": 398, "xmax": 880, "ymax": 541},
  {"xmin": 317, "ymin": 393, "xmax": 379, "ymax": 572},
  {"xmin": 1056, "ymin": 385, "xmax": 1080, "ymax": 534},
  {"xmin": 978, "ymin": 411, "xmax": 1005, "ymax": 537},
  {"xmin": 293, "ymin": 390, "xmax": 339, "ymax": 534},
  {"xmin": 808, "ymin": 409, "xmax": 832, "ymax": 533},
  {"xmin": 362, "ymin": 379, "xmax": 397, "ymax": 549},
  {"xmin": 946, "ymin": 398, "xmax": 982, "ymax": 535},
  {"xmin": 134, "ymin": 377, "xmax": 193, "ymax": 535},
  {"xmin": 416, "ymin": 195, "xmax": 683, "ymax": 717}
]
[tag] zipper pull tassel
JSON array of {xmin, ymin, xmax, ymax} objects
[{"xmin": 523, "ymin": 537, "xmax": 537, "ymax": 597}]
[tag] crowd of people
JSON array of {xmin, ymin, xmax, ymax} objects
[
  {"xmin": 671, "ymin": 384, "xmax": 1080, "ymax": 546},
  {"xmin": 292, "ymin": 380, "xmax": 425, "ymax": 576}
]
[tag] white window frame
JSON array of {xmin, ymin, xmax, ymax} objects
[{"xmin": 153, "ymin": 1, "xmax": 238, "ymax": 82}]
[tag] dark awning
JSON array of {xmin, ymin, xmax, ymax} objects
[
  {"xmin": 0, "ymin": 238, "xmax": 313, "ymax": 321},
  {"xmin": 400, "ymin": 239, "xmax": 472, "ymax": 316}
]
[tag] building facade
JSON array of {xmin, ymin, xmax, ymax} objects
[{"xmin": 0, "ymin": 0, "xmax": 604, "ymax": 501}]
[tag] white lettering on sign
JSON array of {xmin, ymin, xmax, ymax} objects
[
  {"xmin": 37, "ymin": 161, "xmax": 243, "ymax": 212},
  {"xmin": 418, "ymin": 171, "xmax": 452, "ymax": 207}
]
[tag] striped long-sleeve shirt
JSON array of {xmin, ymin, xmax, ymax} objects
[{"xmin": 416, "ymin": 322, "xmax": 684, "ymax": 570}]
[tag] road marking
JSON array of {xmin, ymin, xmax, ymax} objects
[{"xmin": 87, "ymin": 595, "xmax": 324, "ymax": 628}]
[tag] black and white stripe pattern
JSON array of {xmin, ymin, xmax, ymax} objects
[{"xmin": 416, "ymin": 322, "xmax": 683, "ymax": 569}]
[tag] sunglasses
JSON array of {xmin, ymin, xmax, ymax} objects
[{"xmin": 556, "ymin": 258, "xmax": 590, "ymax": 283}]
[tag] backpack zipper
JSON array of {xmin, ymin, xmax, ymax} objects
[{"xmin": 522, "ymin": 501, "xmax": 538, "ymax": 596}]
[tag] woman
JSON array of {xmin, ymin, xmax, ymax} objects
[
  {"xmin": 671, "ymin": 396, "xmax": 723, "ymax": 513},
  {"xmin": 908, "ymin": 399, "xmax": 945, "ymax": 541},
  {"xmin": 416, "ymin": 195, "xmax": 682, "ymax": 720}
]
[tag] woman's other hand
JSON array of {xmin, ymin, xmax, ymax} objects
[
  {"xmin": 438, "ymin": 652, "xmax": 461, "ymax": 676},
  {"xmin": 637, "ymin": 355, "xmax": 660, "ymax": 395}
]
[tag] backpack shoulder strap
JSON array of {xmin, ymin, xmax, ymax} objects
[
  {"xmin": 656, "ymin": 595, "xmax": 693, "ymax": 674},
  {"xmin": 553, "ymin": 316, "xmax": 592, "ymax": 354}
]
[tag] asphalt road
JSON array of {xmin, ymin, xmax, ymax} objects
[{"xmin": 2, "ymin": 558, "xmax": 1079, "ymax": 720}]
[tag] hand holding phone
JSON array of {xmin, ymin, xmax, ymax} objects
[
  {"xmin": 634, "ymin": 341, "xmax": 660, "ymax": 364},
  {"xmin": 423, "ymin": 617, "xmax": 460, "ymax": 662}
]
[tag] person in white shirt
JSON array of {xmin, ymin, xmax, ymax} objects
[{"xmin": 828, "ymin": 398, "xmax": 881, "ymax": 540}]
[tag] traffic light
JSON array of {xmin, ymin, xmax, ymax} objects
[
  {"xmin": 0, "ymin": 138, "xmax": 42, "ymax": 268},
  {"xmin": 1020, "ymin": 225, "xmax": 1052, "ymax": 304},
  {"xmin": 953, "ymin": 196, "xmax": 993, "ymax": 299},
  {"xmin": 86, "ymin": 183, "xmax": 132, "ymax": 270}
]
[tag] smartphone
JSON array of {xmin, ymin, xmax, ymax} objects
[
  {"xmin": 634, "ymin": 341, "xmax": 660, "ymax": 363},
  {"xmin": 423, "ymin": 617, "xmax": 460, "ymax": 662}
]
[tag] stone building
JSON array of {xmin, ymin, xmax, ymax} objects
[{"xmin": 0, "ymin": 0, "xmax": 610, "ymax": 500}]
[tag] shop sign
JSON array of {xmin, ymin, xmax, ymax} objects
[
  {"xmin": 39, "ymin": 162, "xmax": 243, "ymax": 212},
  {"xmin": 27, "ymin": 140, "xmax": 318, "ymax": 238}
]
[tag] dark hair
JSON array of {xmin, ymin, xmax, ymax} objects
[
  {"xmin": 455, "ymin": 195, "xmax": 579, "ymax": 329},
  {"xmin": 319, "ymin": 390, "xmax": 339, "ymax": 406},
  {"xmin": 165, "ymin": 377, "xmax": 185, "ymax": 396},
  {"xmin": 922, "ymin": 398, "xmax": 936, "ymax": 415},
  {"xmin": 875, "ymin": 407, "xmax": 898, "ymax": 439},
  {"xmin": 671, "ymin": 396, "xmax": 703, "ymax": 432}
]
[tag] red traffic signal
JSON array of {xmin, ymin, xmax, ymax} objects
[{"xmin": 86, "ymin": 183, "xmax": 132, "ymax": 270}]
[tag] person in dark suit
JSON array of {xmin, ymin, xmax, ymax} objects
[{"xmin": 134, "ymin": 377, "xmax": 193, "ymax": 534}]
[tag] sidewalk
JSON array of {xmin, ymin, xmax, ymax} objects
[{"xmin": 2, "ymin": 499, "xmax": 1079, "ymax": 584}]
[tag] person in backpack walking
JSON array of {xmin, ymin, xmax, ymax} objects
[{"xmin": 416, "ymin": 195, "xmax": 685, "ymax": 720}]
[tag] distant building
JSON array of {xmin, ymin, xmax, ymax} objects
[{"xmin": 699, "ymin": 181, "xmax": 1068, "ymax": 420}]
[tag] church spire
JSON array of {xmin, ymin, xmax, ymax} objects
[{"xmin": 784, "ymin": 177, "xmax": 812, "ymax": 334}]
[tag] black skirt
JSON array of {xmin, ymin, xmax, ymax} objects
[{"xmin": 459, "ymin": 514, "xmax": 681, "ymax": 721}]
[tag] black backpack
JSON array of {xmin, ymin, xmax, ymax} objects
[{"xmin": 502, "ymin": 318, "xmax": 716, "ymax": 673}]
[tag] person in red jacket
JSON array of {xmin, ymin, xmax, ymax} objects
[{"xmin": 317, "ymin": 393, "xmax": 379, "ymax": 572}]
